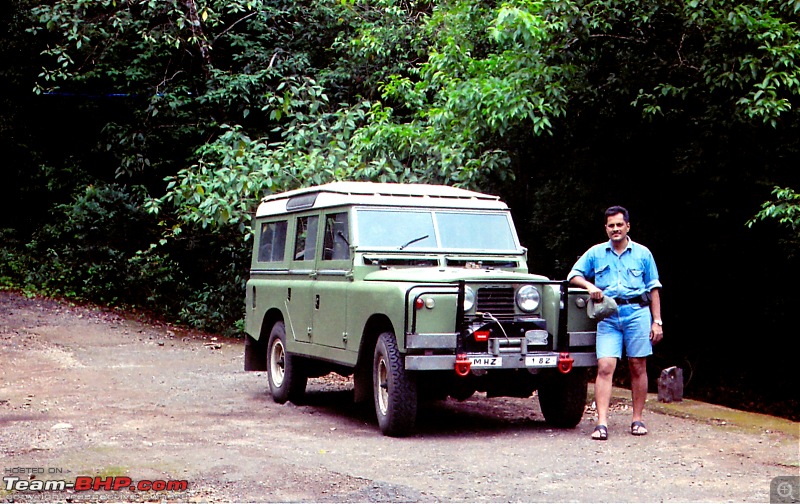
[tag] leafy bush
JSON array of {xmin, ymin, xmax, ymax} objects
[
  {"xmin": 25, "ymin": 184, "xmax": 156, "ymax": 301},
  {"xmin": 0, "ymin": 229, "xmax": 31, "ymax": 289},
  {"xmin": 16, "ymin": 183, "xmax": 247, "ymax": 334},
  {"xmin": 162, "ymin": 226, "xmax": 250, "ymax": 335}
]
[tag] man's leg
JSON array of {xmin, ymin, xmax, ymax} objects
[
  {"xmin": 595, "ymin": 357, "xmax": 617, "ymax": 428},
  {"xmin": 628, "ymin": 356, "xmax": 648, "ymax": 427},
  {"xmin": 593, "ymin": 316, "xmax": 623, "ymax": 438},
  {"xmin": 622, "ymin": 305, "xmax": 653, "ymax": 434}
]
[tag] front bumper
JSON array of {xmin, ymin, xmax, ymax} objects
[{"xmin": 404, "ymin": 331, "xmax": 597, "ymax": 372}]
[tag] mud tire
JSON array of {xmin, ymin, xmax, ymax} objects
[
  {"xmin": 538, "ymin": 367, "xmax": 589, "ymax": 428},
  {"xmin": 373, "ymin": 332, "xmax": 417, "ymax": 437},
  {"xmin": 267, "ymin": 321, "xmax": 307, "ymax": 404}
]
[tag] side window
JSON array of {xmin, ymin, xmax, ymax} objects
[
  {"xmin": 323, "ymin": 212, "xmax": 350, "ymax": 261},
  {"xmin": 293, "ymin": 215, "xmax": 319, "ymax": 261},
  {"xmin": 258, "ymin": 221, "xmax": 288, "ymax": 262}
]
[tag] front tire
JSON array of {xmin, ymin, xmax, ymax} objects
[
  {"xmin": 373, "ymin": 332, "xmax": 417, "ymax": 437},
  {"xmin": 538, "ymin": 367, "xmax": 589, "ymax": 428},
  {"xmin": 267, "ymin": 321, "xmax": 307, "ymax": 404}
]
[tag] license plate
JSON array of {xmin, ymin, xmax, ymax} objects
[
  {"xmin": 470, "ymin": 356, "xmax": 502, "ymax": 368},
  {"xmin": 525, "ymin": 355, "xmax": 557, "ymax": 367}
]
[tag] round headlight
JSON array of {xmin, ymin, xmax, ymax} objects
[
  {"xmin": 463, "ymin": 286, "xmax": 476, "ymax": 312},
  {"xmin": 515, "ymin": 285, "xmax": 540, "ymax": 312}
]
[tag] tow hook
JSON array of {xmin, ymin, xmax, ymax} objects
[
  {"xmin": 558, "ymin": 352, "xmax": 574, "ymax": 374},
  {"xmin": 455, "ymin": 353, "xmax": 471, "ymax": 377}
]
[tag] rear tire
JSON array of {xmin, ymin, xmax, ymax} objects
[
  {"xmin": 267, "ymin": 321, "xmax": 307, "ymax": 404},
  {"xmin": 538, "ymin": 367, "xmax": 589, "ymax": 428},
  {"xmin": 373, "ymin": 332, "xmax": 417, "ymax": 437}
]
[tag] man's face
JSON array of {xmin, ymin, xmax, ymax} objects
[{"xmin": 605, "ymin": 213, "xmax": 630, "ymax": 244}]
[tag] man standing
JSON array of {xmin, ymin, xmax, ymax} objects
[{"xmin": 568, "ymin": 206, "xmax": 663, "ymax": 440}]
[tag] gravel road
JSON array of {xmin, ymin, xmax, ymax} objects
[{"xmin": 1, "ymin": 291, "xmax": 797, "ymax": 503}]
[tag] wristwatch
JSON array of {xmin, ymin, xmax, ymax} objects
[{"xmin": 653, "ymin": 319, "xmax": 663, "ymax": 326}]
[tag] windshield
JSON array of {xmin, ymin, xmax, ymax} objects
[{"xmin": 356, "ymin": 209, "xmax": 519, "ymax": 251}]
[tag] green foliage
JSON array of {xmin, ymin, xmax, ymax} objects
[
  {"xmin": 694, "ymin": 1, "xmax": 800, "ymax": 127},
  {"xmin": 329, "ymin": 0, "xmax": 431, "ymax": 95},
  {"xmin": 0, "ymin": 230, "xmax": 28, "ymax": 289},
  {"xmin": 10, "ymin": 184, "xmax": 245, "ymax": 334},
  {"xmin": 164, "ymin": 226, "xmax": 250, "ymax": 334},
  {"xmin": 23, "ymin": 184, "xmax": 154, "ymax": 302},
  {"xmin": 593, "ymin": 0, "xmax": 800, "ymax": 126},
  {"xmin": 150, "ymin": 97, "xmax": 381, "ymax": 234},
  {"xmin": 33, "ymin": 0, "xmax": 799, "ymax": 237},
  {"xmin": 749, "ymin": 186, "xmax": 800, "ymax": 230},
  {"xmin": 29, "ymin": 0, "xmax": 343, "ymax": 179},
  {"xmin": 151, "ymin": 0, "xmax": 578, "ymax": 229}
]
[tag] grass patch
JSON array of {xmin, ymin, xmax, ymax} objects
[{"xmin": 589, "ymin": 385, "xmax": 800, "ymax": 439}]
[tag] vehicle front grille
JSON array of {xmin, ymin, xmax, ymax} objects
[{"xmin": 476, "ymin": 287, "xmax": 515, "ymax": 318}]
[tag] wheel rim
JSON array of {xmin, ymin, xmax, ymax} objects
[
  {"xmin": 270, "ymin": 340, "xmax": 286, "ymax": 388},
  {"xmin": 377, "ymin": 355, "xmax": 389, "ymax": 415}
]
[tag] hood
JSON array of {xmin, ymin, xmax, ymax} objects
[{"xmin": 363, "ymin": 267, "xmax": 550, "ymax": 283}]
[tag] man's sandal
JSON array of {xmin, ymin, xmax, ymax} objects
[
  {"xmin": 631, "ymin": 421, "xmax": 648, "ymax": 436},
  {"xmin": 591, "ymin": 425, "xmax": 608, "ymax": 441}
]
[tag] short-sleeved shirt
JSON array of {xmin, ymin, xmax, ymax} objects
[{"xmin": 567, "ymin": 237, "xmax": 662, "ymax": 300}]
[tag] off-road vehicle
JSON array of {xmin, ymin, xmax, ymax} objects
[{"xmin": 244, "ymin": 182, "xmax": 597, "ymax": 436}]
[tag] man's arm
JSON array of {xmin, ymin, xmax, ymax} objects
[
  {"xmin": 568, "ymin": 246, "xmax": 604, "ymax": 300},
  {"xmin": 569, "ymin": 275, "xmax": 604, "ymax": 300},
  {"xmin": 649, "ymin": 288, "xmax": 663, "ymax": 344}
]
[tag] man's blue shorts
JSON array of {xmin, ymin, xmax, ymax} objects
[{"xmin": 595, "ymin": 303, "xmax": 653, "ymax": 359}]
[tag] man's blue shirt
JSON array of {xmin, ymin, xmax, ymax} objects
[{"xmin": 567, "ymin": 237, "xmax": 662, "ymax": 299}]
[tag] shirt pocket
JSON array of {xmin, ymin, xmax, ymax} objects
[
  {"xmin": 594, "ymin": 264, "xmax": 612, "ymax": 290},
  {"xmin": 625, "ymin": 268, "xmax": 646, "ymax": 290}
]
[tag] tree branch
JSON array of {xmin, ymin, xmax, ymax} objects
[
  {"xmin": 212, "ymin": 11, "xmax": 258, "ymax": 47},
  {"xmin": 183, "ymin": 0, "xmax": 212, "ymax": 76}
]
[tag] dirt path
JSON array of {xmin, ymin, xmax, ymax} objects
[{"xmin": 1, "ymin": 291, "xmax": 797, "ymax": 502}]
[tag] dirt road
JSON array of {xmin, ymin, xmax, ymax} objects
[{"xmin": 1, "ymin": 291, "xmax": 797, "ymax": 502}]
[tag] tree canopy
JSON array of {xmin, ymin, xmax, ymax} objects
[{"xmin": 28, "ymin": 0, "xmax": 799, "ymax": 230}]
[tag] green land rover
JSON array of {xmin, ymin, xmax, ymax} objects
[{"xmin": 244, "ymin": 182, "xmax": 597, "ymax": 436}]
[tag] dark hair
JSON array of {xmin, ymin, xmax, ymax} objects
[{"xmin": 604, "ymin": 205, "xmax": 629, "ymax": 223}]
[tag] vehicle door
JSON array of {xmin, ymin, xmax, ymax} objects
[
  {"xmin": 285, "ymin": 213, "xmax": 320, "ymax": 344},
  {"xmin": 247, "ymin": 219, "xmax": 290, "ymax": 338},
  {"xmin": 311, "ymin": 211, "xmax": 351, "ymax": 349}
]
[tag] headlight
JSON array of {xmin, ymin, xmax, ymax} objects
[
  {"xmin": 463, "ymin": 286, "xmax": 476, "ymax": 312},
  {"xmin": 515, "ymin": 285, "xmax": 540, "ymax": 312}
]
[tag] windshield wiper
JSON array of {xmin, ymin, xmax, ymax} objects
[{"xmin": 398, "ymin": 234, "xmax": 430, "ymax": 250}]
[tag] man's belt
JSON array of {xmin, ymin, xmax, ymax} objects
[{"xmin": 614, "ymin": 295, "xmax": 648, "ymax": 306}]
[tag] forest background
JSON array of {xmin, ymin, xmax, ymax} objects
[{"xmin": 1, "ymin": 0, "xmax": 798, "ymax": 420}]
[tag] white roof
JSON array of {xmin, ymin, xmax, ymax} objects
[{"xmin": 255, "ymin": 182, "xmax": 508, "ymax": 217}]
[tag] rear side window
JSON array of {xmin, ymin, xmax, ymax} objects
[{"xmin": 258, "ymin": 221, "xmax": 288, "ymax": 262}]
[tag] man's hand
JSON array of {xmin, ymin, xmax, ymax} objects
[
  {"xmin": 650, "ymin": 323, "xmax": 663, "ymax": 344},
  {"xmin": 569, "ymin": 276, "xmax": 604, "ymax": 300},
  {"xmin": 586, "ymin": 284, "xmax": 604, "ymax": 300},
  {"xmin": 648, "ymin": 288, "xmax": 662, "ymax": 344}
]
